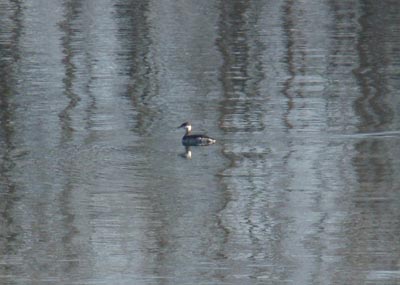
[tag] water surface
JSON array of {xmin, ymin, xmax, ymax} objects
[{"xmin": 0, "ymin": 0, "xmax": 400, "ymax": 284}]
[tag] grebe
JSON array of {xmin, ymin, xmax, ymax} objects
[{"xmin": 178, "ymin": 122, "xmax": 216, "ymax": 146}]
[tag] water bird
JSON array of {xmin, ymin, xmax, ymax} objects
[{"xmin": 178, "ymin": 122, "xmax": 216, "ymax": 146}]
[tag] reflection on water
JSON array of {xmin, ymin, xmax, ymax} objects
[
  {"xmin": 180, "ymin": 146, "xmax": 192, "ymax": 159},
  {"xmin": 0, "ymin": 0, "xmax": 400, "ymax": 284}
]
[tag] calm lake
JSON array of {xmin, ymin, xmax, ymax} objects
[{"xmin": 1, "ymin": 0, "xmax": 400, "ymax": 284}]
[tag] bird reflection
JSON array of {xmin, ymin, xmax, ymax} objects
[{"xmin": 180, "ymin": 146, "xmax": 192, "ymax": 159}]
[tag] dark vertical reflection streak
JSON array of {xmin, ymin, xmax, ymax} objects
[
  {"xmin": 217, "ymin": 1, "xmax": 285, "ymax": 280},
  {"xmin": 216, "ymin": 3, "xmax": 251, "ymax": 263},
  {"xmin": 82, "ymin": 33, "xmax": 96, "ymax": 136},
  {"xmin": 58, "ymin": 0, "xmax": 82, "ymax": 139},
  {"xmin": 217, "ymin": 0, "xmax": 265, "ymax": 133},
  {"xmin": 353, "ymin": 1, "xmax": 400, "ymax": 196},
  {"xmin": 0, "ymin": 0, "xmax": 23, "ymax": 278},
  {"xmin": 114, "ymin": 0, "xmax": 169, "ymax": 278},
  {"xmin": 325, "ymin": 0, "xmax": 360, "ymax": 134},
  {"xmin": 353, "ymin": 1, "xmax": 393, "ymax": 133},
  {"xmin": 115, "ymin": 0, "xmax": 160, "ymax": 136},
  {"xmin": 281, "ymin": 0, "xmax": 295, "ymax": 130},
  {"xmin": 340, "ymin": 1, "xmax": 400, "ymax": 283},
  {"xmin": 54, "ymin": 1, "xmax": 84, "ymax": 277}
]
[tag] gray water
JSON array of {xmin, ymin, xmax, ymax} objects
[{"xmin": 1, "ymin": 1, "xmax": 400, "ymax": 284}]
